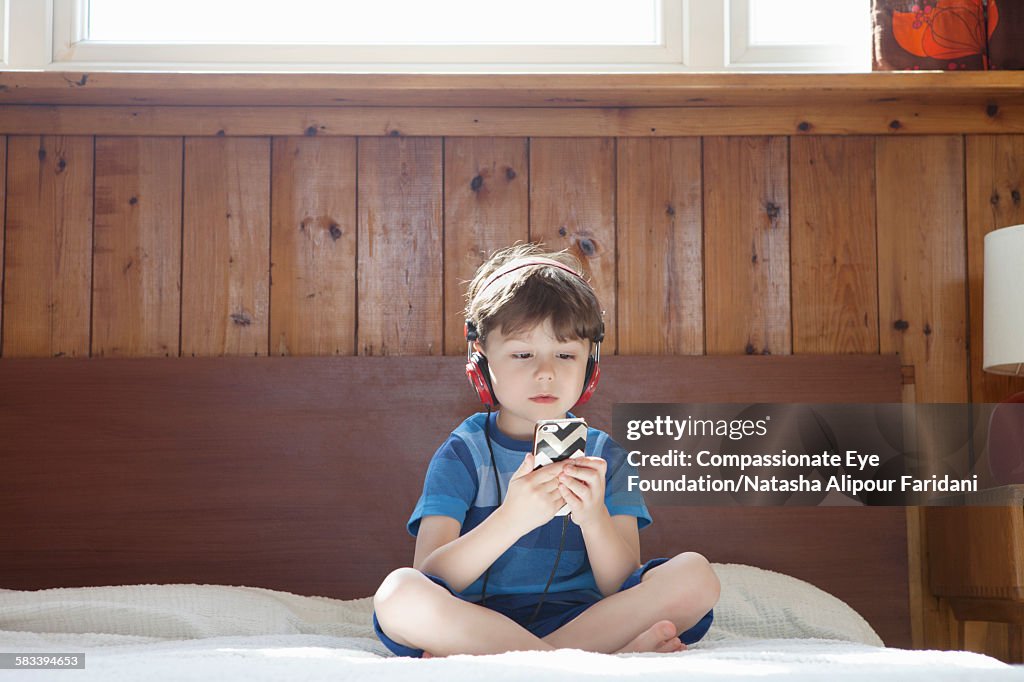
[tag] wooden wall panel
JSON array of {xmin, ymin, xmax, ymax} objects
[
  {"xmin": 357, "ymin": 138, "xmax": 442, "ymax": 356},
  {"xmin": 2, "ymin": 136, "xmax": 93, "ymax": 358},
  {"xmin": 270, "ymin": 137, "xmax": 357, "ymax": 356},
  {"xmin": 443, "ymin": 138, "xmax": 529, "ymax": 356},
  {"xmin": 0, "ymin": 136, "xmax": 5, "ymax": 354},
  {"xmin": 878, "ymin": 137, "xmax": 968, "ymax": 654},
  {"xmin": 965, "ymin": 135, "xmax": 1024, "ymax": 403},
  {"xmin": 703, "ymin": 136, "xmax": 791, "ymax": 355},
  {"xmin": 181, "ymin": 137, "xmax": 271, "ymax": 357},
  {"xmin": 877, "ymin": 136, "xmax": 968, "ymax": 403},
  {"xmin": 791, "ymin": 137, "xmax": 879, "ymax": 354},
  {"xmin": 529, "ymin": 139, "xmax": 616, "ymax": 351},
  {"xmin": 92, "ymin": 137, "xmax": 182, "ymax": 357},
  {"xmin": 616, "ymin": 138, "xmax": 703, "ymax": 354}
]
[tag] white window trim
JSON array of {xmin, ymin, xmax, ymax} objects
[
  {"xmin": 0, "ymin": 0, "xmax": 869, "ymax": 73},
  {"xmin": 4, "ymin": 0, "xmax": 54, "ymax": 69}
]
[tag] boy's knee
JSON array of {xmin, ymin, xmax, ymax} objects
[
  {"xmin": 682, "ymin": 552, "xmax": 720, "ymax": 612},
  {"xmin": 659, "ymin": 552, "xmax": 720, "ymax": 615},
  {"xmin": 374, "ymin": 567, "xmax": 429, "ymax": 617}
]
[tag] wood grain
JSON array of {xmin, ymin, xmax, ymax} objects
[
  {"xmin": 2, "ymin": 71, "xmax": 1023, "ymax": 107},
  {"xmin": 928, "ymin": 503, "xmax": 1024, "ymax": 601},
  {"xmin": 876, "ymin": 136, "xmax": 968, "ymax": 403},
  {"xmin": 92, "ymin": 137, "xmax": 182, "ymax": 357},
  {"xmin": 0, "ymin": 136, "xmax": 5, "ymax": 354},
  {"xmin": 877, "ymin": 136, "xmax": 969, "ymax": 656},
  {"xmin": 5, "ymin": 104, "xmax": 1024, "ymax": 138},
  {"xmin": 965, "ymin": 135, "xmax": 1024, "ymax": 403},
  {"xmin": 529, "ymin": 138, "xmax": 616, "ymax": 351},
  {"xmin": 270, "ymin": 137, "xmax": 357, "ymax": 356},
  {"xmin": 0, "ymin": 353, "xmax": 908, "ymax": 646},
  {"xmin": 616, "ymin": 137, "xmax": 703, "ymax": 354},
  {"xmin": 443, "ymin": 138, "xmax": 529, "ymax": 355},
  {"xmin": 357, "ymin": 137, "xmax": 442, "ymax": 356},
  {"xmin": 791, "ymin": 137, "xmax": 879, "ymax": 354},
  {"xmin": 181, "ymin": 137, "xmax": 271, "ymax": 356},
  {"xmin": 703, "ymin": 136, "xmax": 791, "ymax": 355},
  {"xmin": 1, "ymin": 136, "xmax": 93, "ymax": 358}
]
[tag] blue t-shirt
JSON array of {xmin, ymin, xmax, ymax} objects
[{"xmin": 408, "ymin": 412, "xmax": 651, "ymax": 606}]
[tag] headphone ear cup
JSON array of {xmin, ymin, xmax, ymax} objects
[
  {"xmin": 466, "ymin": 351, "xmax": 498, "ymax": 407},
  {"xmin": 573, "ymin": 356, "xmax": 600, "ymax": 409}
]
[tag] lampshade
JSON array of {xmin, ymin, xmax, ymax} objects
[{"xmin": 984, "ymin": 224, "xmax": 1024, "ymax": 376}]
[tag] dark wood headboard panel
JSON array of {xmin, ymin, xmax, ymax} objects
[{"xmin": 0, "ymin": 355, "xmax": 907, "ymax": 645}]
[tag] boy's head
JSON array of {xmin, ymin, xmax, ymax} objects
[
  {"xmin": 463, "ymin": 245, "xmax": 604, "ymax": 426},
  {"xmin": 464, "ymin": 244, "xmax": 604, "ymax": 351}
]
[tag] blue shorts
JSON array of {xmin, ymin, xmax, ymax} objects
[{"xmin": 372, "ymin": 557, "xmax": 714, "ymax": 657}]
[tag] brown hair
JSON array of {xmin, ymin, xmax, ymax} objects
[{"xmin": 464, "ymin": 244, "xmax": 604, "ymax": 348}]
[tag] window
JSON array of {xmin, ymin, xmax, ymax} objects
[
  {"xmin": 86, "ymin": 0, "xmax": 661, "ymax": 45},
  {"xmin": 0, "ymin": 0, "xmax": 872, "ymax": 72},
  {"xmin": 729, "ymin": 0, "xmax": 871, "ymax": 71}
]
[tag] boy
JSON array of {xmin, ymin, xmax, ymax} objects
[{"xmin": 373, "ymin": 244, "xmax": 719, "ymax": 657}]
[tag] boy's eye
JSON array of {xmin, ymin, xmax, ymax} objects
[
  {"xmin": 557, "ymin": 353, "xmax": 576, "ymax": 360},
  {"xmin": 512, "ymin": 352, "xmax": 533, "ymax": 359}
]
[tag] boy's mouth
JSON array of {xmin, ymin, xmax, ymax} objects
[{"xmin": 529, "ymin": 394, "xmax": 557, "ymax": 403}]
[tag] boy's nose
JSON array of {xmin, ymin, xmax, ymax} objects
[{"xmin": 535, "ymin": 359, "xmax": 554, "ymax": 380}]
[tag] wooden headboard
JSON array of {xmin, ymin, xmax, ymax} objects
[{"xmin": 0, "ymin": 355, "xmax": 908, "ymax": 646}]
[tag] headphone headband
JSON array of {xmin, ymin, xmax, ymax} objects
[
  {"xmin": 477, "ymin": 257, "xmax": 586, "ymax": 298},
  {"xmin": 465, "ymin": 255, "xmax": 603, "ymax": 410}
]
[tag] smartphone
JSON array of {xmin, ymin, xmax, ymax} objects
[
  {"xmin": 533, "ymin": 417, "xmax": 588, "ymax": 516},
  {"xmin": 533, "ymin": 417, "xmax": 588, "ymax": 467}
]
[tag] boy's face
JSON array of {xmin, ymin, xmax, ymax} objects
[{"xmin": 478, "ymin": 318, "xmax": 590, "ymax": 441}]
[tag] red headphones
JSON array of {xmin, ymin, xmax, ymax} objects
[{"xmin": 464, "ymin": 257, "xmax": 604, "ymax": 410}]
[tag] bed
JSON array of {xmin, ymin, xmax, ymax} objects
[{"xmin": 0, "ymin": 355, "xmax": 1020, "ymax": 680}]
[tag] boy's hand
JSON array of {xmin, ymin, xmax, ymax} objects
[
  {"xmin": 501, "ymin": 454, "xmax": 569, "ymax": 535},
  {"xmin": 557, "ymin": 456, "xmax": 609, "ymax": 527}
]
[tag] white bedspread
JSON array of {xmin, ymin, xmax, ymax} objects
[{"xmin": 1, "ymin": 567, "xmax": 1021, "ymax": 681}]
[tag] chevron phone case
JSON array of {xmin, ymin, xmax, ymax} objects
[{"xmin": 533, "ymin": 418, "xmax": 588, "ymax": 516}]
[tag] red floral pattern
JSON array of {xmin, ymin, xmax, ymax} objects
[{"xmin": 892, "ymin": 0, "xmax": 999, "ymax": 65}]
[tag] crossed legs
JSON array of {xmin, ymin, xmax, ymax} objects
[{"xmin": 372, "ymin": 552, "xmax": 720, "ymax": 657}]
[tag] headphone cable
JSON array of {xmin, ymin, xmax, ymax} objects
[{"xmin": 481, "ymin": 410, "xmax": 568, "ymax": 629}]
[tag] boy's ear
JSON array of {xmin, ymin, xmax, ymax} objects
[{"xmin": 472, "ymin": 339, "xmax": 484, "ymax": 356}]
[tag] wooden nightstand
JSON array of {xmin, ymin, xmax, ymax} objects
[{"xmin": 925, "ymin": 485, "xmax": 1024, "ymax": 663}]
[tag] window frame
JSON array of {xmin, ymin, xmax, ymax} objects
[{"xmin": 0, "ymin": 0, "xmax": 871, "ymax": 73}]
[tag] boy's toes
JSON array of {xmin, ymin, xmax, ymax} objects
[
  {"xmin": 655, "ymin": 638, "xmax": 685, "ymax": 653},
  {"xmin": 616, "ymin": 620, "xmax": 681, "ymax": 654}
]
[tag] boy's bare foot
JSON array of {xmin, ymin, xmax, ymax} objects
[
  {"xmin": 422, "ymin": 651, "xmax": 434, "ymax": 659},
  {"xmin": 615, "ymin": 620, "xmax": 687, "ymax": 654}
]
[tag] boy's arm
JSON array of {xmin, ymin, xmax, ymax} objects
[
  {"xmin": 412, "ymin": 510, "xmax": 524, "ymax": 592},
  {"xmin": 557, "ymin": 456, "xmax": 643, "ymax": 596},
  {"xmin": 413, "ymin": 455, "xmax": 570, "ymax": 593},
  {"xmin": 579, "ymin": 512, "xmax": 642, "ymax": 597}
]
